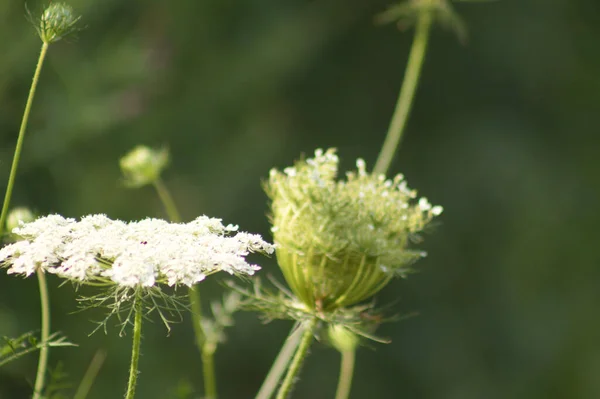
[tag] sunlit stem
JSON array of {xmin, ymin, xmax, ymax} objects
[
  {"xmin": 255, "ymin": 326, "xmax": 303, "ymax": 399},
  {"xmin": 275, "ymin": 318, "xmax": 318, "ymax": 399},
  {"xmin": 334, "ymin": 350, "xmax": 355, "ymax": 399},
  {"xmin": 31, "ymin": 269, "xmax": 50, "ymax": 399},
  {"xmin": 124, "ymin": 293, "xmax": 143, "ymax": 399},
  {"xmin": 373, "ymin": 10, "xmax": 433, "ymax": 175}
]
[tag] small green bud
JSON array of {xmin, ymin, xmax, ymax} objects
[
  {"xmin": 36, "ymin": 3, "xmax": 81, "ymax": 44},
  {"xmin": 266, "ymin": 149, "xmax": 442, "ymax": 311},
  {"xmin": 120, "ymin": 146, "xmax": 169, "ymax": 188},
  {"xmin": 328, "ymin": 324, "xmax": 359, "ymax": 352},
  {"xmin": 6, "ymin": 207, "xmax": 35, "ymax": 232}
]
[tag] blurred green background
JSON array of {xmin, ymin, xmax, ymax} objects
[{"xmin": 1, "ymin": 0, "xmax": 599, "ymax": 398}]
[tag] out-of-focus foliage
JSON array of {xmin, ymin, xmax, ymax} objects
[{"xmin": 1, "ymin": 0, "xmax": 598, "ymax": 398}]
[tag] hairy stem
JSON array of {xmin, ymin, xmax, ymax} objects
[
  {"xmin": 373, "ymin": 10, "xmax": 433, "ymax": 175},
  {"xmin": 125, "ymin": 294, "xmax": 143, "ymax": 399},
  {"xmin": 255, "ymin": 326, "xmax": 303, "ymax": 399},
  {"xmin": 0, "ymin": 42, "xmax": 49, "ymax": 236},
  {"xmin": 31, "ymin": 269, "xmax": 50, "ymax": 399},
  {"xmin": 275, "ymin": 318, "xmax": 318, "ymax": 399},
  {"xmin": 153, "ymin": 178, "xmax": 181, "ymax": 223},
  {"xmin": 334, "ymin": 350, "xmax": 355, "ymax": 399}
]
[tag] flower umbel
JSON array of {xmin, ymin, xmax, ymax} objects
[
  {"xmin": 120, "ymin": 146, "xmax": 170, "ymax": 188},
  {"xmin": 0, "ymin": 214, "xmax": 273, "ymax": 286},
  {"xmin": 266, "ymin": 148, "xmax": 442, "ymax": 311}
]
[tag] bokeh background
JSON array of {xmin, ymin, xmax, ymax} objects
[{"xmin": 1, "ymin": 0, "xmax": 599, "ymax": 398}]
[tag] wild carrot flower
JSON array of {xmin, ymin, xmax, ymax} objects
[
  {"xmin": 0, "ymin": 214, "xmax": 272, "ymax": 285},
  {"xmin": 265, "ymin": 148, "xmax": 442, "ymax": 312},
  {"xmin": 0, "ymin": 214, "xmax": 273, "ymax": 331}
]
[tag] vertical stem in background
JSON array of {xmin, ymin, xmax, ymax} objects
[
  {"xmin": 275, "ymin": 318, "xmax": 318, "ymax": 399},
  {"xmin": 255, "ymin": 326, "xmax": 303, "ymax": 399},
  {"xmin": 0, "ymin": 42, "xmax": 49, "ymax": 235},
  {"xmin": 189, "ymin": 286, "xmax": 217, "ymax": 399},
  {"xmin": 334, "ymin": 350, "xmax": 355, "ymax": 399},
  {"xmin": 31, "ymin": 269, "xmax": 50, "ymax": 399},
  {"xmin": 73, "ymin": 349, "xmax": 107, "ymax": 399},
  {"xmin": 151, "ymin": 181, "xmax": 217, "ymax": 398},
  {"xmin": 125, "ymin": 294, "xmax": 143, "ymax": 399},
  {"xmin": 373, "ymin": 11, "xmax": 433, "ymax": 176},
  {"xmin": 152, "ymin": 178, "xmax": 181, "ymax": 223}
]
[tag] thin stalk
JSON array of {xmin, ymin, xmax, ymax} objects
[
  {"xmin": 189, "ymin": 286, "xmax": 218, "ymax": 399},
  {"xmin": 0, "ymin": 42, "xmax": 49, "ymax": 235},
  {"xmin": 31, "ymin": 269, "xmax": 50, "ymax": 399},
  {"xmin": 275, "ymin": 318, "xmax": 318, "ymax": 399},
  {"xmin": 73, "ymin": 349, "xmax": 107, "ymax": 399},
  {"xmin": 124, "ymin": 294, "xmax": 143, "ymax": 399},
  {"xmin": 255, "ymin": 326, "xmax": 303, "ymax": 399},
  {"xmin": 152, "ymin": 178, "xmax": 181, "ymax": 223},
  {"xmin": 373, "ymin": 10, "xmax": 433, "ymax": 175},
  {"xmin": 334, "ymin": 350, "xmax": 355, "ymax": 399},
  {"xmin": 150, "ymin": 180, "xmax": 217, "ymax": 399}
]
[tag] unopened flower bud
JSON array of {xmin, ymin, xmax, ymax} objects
[
  {"xmin": 120, "ymin": 146, "xmax": 169, "ymax": 188},
  {"xmin": 6, "ymin": 207, "xmax": 35, "ymax": 232},
  {"xmin": 37, "ymin": 3, "xmax": 81, "ymax": 44}
]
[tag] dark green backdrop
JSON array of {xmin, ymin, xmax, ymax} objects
[{"xmin": 1, "ymin": 0, "xmax": 598, "ymax": 398}]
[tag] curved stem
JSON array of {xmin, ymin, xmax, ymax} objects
[
  {"xmin": 152, "ymin": 178, "xmax": 181, "ymax": 223},
  {"xmin": 31, "ymin": 269, "xmax": 50, "ymax": 399},
  {"xmin": 125, "ymin": 294, "xmax": 143, "ymax": 399},
  {"xmin": 0, "ymin": 42, "xmax": 49, "ymax": 236},
  {"xmin": 373, "ymin": 10, "xmax": 433, "ymax": 175},
  {"xmin": 255, "ymin": 326, "xmax": 303, "ymax": 399},
  {"xmin": 275, "ymin": 318, "xmax": 318, "ymax": 399},
  {"xmin": 334, "ymin": 350, "xmax": 355, "ymax": 399}
]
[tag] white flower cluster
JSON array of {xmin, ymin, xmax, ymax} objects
[{"xmin": 0, "ymin": 214, "xmax": 274, "ymax": 288}]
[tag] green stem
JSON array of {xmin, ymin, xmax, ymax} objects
[
  {"xmin": 373, "ymin": 10, "xmax": 433, "ymax": 175},
  {"xmin": 73, "ymin": 349, "xmax": 107, "ymax": 399},
  {"xmin": 150, "ymin": 179, "xmax": 218, "ymax": 398},
  {"xmin": 202, "ymin": 343, "xmax": 217, "ymax": 399},
  {"xmin": 275, "ymin": 318, "xmax": 318, "ymax": 399},
  {"xmin": 334, "ymin": 350, "xmax": 355, "ymax": 399},
  {"xmin": 152, "ymin": 178, "xmax": 181, "ymax": 223},
  {"xmin": 125, "ymin": 294, "xmax": 143, "ymax": 399},
  {"xmin": 0, "ymin": 42, "xmax": 49, "ymax": 236},
  {"xmin": 31, "ymin": 269, "xmax": 50, "ymax": 399},
  {"xmin": 255, "ymin": 326, "xmax": 303, "ymax": 399},
  {"xmin": 189, "ymin": 286, "xmax": 218, "ymax": 399}
]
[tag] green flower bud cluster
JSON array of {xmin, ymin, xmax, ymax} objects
[
  {"xmin": 120, "ymin": 146, "xmax": 169, "ymax": 188},
  {"xmin": 36, "ymin": 3, "xmax": 81, "ymax": 44},
  {"xmin": 266, "ymin": 149, "xmax": 442, "ymax": 312}
]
